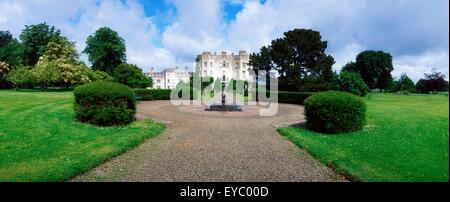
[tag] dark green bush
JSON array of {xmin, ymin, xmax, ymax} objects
[
  {"xmin": 250, "ymin": 90, "xmax": 313, "ymax": 104},
  {"xmin": 133, "ymin": 89, "xmax": 171, "ymax": 100},
  {"xmin": 73, "ymin": 81, "xmax": 135, "ymax": 126},
  {"xmin": 304, "ymin": 91, "xmax": 366, "ymax": 134},
  {"xmin": 113, "ymin": 63, "xmax": 152, "ymax": 88},
  {"xmin": 337, "ymin": 71, "xmax": 369, "ymax": 96},
  {"xmin": 133, "ymin": 88, "xmax": 198, "ymax": 101},
  {"xmin": 278, "ymin": 91, "xmax": 314, "ymax": 105}
]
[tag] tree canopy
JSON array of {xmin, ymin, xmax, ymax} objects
[
  {"xmin": 19, "ymin": 23, "xmax": 62, "ymax": 66},
  {"xmin": 351, "ymin": 50, "xmax": 394, "ymax": 91},
  {"xmin": 33, "ymin": 37, "xmax": 89, "ymax": 90},
  {"xmin": 249, "ymin": 28, "xmax": 335, "ymax": 91},
  {"xmin": 416, "ymin": 69, "xmax": 449, "ymax": 93},
  {"xmin": 83, "ymin": 27, "xmax": 126, "ymax": 74},
  {"xmin": 393, "ymin": 73, "xmax": 415, "ymax": 92},
  {"xmin": 0, "ymin": 31, "xmax": 24, "ymax": 68},
  {"xmin": 113, "ymin": 63, "xmax": 152, "ymax": 88}
]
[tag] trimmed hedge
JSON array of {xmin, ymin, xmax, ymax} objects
[
  {"xmin": 134, "ymin": 89, "xmax": 171, "ymax": 100},
  {"xmin": 73, "ymin": 81, "xmax": 136, "ymax": 126},
  {"xmin": 278, "ymin": 91, "xmax": 314, "ymax": 105},
  {"xmin": 304, "ymin": 91, "xmax": 366, "ymax": 134},
  {"xmin": 251, "ymin": 90, "xmax": 314, "ymax": 104},
  {"xmin": 133, "ymin": 88, "xmax": 198, "ymax": 101}
]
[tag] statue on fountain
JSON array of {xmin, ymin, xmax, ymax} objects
[{"xmin": 205, "ymin": 75, "xmax": 242, "ymax": 111}]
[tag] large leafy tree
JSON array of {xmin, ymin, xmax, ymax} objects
[
  {"xmin": 83, "ymin": 27, "xmax": 126, "ymax": 74},
  {"xmin": 113, "ymin": 63, "xmax": 152, "ymax": 88},
  {"xmin": 0, "ymin": 31, "xmax": 14, "ymax": 48},
  {"xmin": 416, "ymin": 69, "xmax": 449, "ymax": 93},
  {"xmin": 341, "ymin": 62, "xmax": 357, "ymax": 72},
  {"xmin": 250, "ymin": 28, "xmax": 335, "ymax": 91},
  {"xmin": 0, "ymin": 31, "xmax": 24, "ymax": 68},
  {"xmin": 19, "ymin": 23, "xmax": 62, "ymax": 66},
  {"xmin": 7, "ymin": 65, "xmax": 35, "ymax": 89},
  {"xmin": 393, "ymin": 73, "xmax": 415, "ymax": 92},
  {"xmin": 33, "ymin": 38, "xmax": 88, "ymax": 90},
  {"xmin": 352, "ymin": 50, "xmax": 394, "ymax": 91}
]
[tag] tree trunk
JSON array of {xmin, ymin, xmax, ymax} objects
[{"xmin": 40, "ymin": 82, "xmax": 46, "ymax": 92}]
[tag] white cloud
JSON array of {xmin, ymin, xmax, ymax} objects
[
  {"xmin": 331, "ymin": 42, "xmax": 363, "ymax": 72},
  {"xmin": 0, "ymin": 0, "xmax": 448, "ymax": 78},
  {"xmin": 393, "ymin": 51, "xmax": 449, "ymax": 82},
  {"xmin": 0, "ymin": 0, "xmax": 173, "ymax": 72},
  {"xmin": 161, "ymin": 0, "xmax": 226, "ymax": 61},
  {"xmin": 226, "ymin": 0, "xmax": 448, "ymax": 80},
  {"xmin": 66, "ymin": 0, "xmax": 170, "ymax": 72}
]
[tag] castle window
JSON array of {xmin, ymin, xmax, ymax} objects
[
  {"xmin": 210, "ymin": 62, "xmax": 213, "ymax": 66},
  {"xmin": 204, "ymin": 62, "xmax": 207, "ymax": 67},
  {"xmin": 203, "ymin": 70, "xmax": 207, "ymax": 76},
  {"xmin": 157, "ymin": 79, "xmax": 160, "ymax": 83},
  {"xmin": 223, "ymin": 61, "xmax": 226, "ymax": 67}
]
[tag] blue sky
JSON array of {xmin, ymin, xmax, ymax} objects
[{"xmin": 0, "ymin": 0, "xmax": 448, "ymax": 81}]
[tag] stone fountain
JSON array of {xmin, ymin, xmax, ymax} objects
[{"xmin": 205, "ymin": 75, "xmax": 242, "ymax": 111}]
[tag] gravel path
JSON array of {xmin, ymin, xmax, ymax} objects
[{"xmin": 72, "ymin": 100, "xmax": 345, "ymax": 182}]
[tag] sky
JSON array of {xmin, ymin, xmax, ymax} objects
[{"xmin": 0, "ymin": 0, "xmax": 448, "ymax": 82}]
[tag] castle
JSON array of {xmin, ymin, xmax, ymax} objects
[
  {"xmin": 195, "ymin": 51, "xmax": 252, "ymax": 83},
  {"xmin": 145, "ymin": 50, "xmax": 253, "ymax": 89},
  {"xmin": 145, "ymin": 67, "xmax": 192, "ymax": 89}
]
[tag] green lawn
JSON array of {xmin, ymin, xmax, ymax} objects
[
  {"xmin": 0, "ymin": 90, "xmax": 165, "ymax": 182},
  {"xmin": 278, "ymin": 93, "xmax": 449, "ymax": 182}
]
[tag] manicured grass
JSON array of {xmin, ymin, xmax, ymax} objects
[
  {"xmin": 0, "ymin": 90, "xmax": 165, "ymax": 181},
  {"xmin": 278, "ymin": 93, "xmax": 449, "ymax": 182}
]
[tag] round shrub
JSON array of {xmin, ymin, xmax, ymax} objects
[
  {"xmin": 304, "ymin": 91, "xmax": 366, "ymax": 134},
  {"xmin": 73, "ymin": 81, "xmax": 136, "ymax": 126}
]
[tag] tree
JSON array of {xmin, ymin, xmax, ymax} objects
[
  {"xmin": 354, "ymin": 50, "xmax": 394, "ymax": 91},
  {"xmin": 416, "ymin": 69, "xmax": 449, "ymax": 93},
  {"xmin": 83, "ymin": 27, "xmax": 126, "ymax": 74},
  {"xmin": 0, "ymin": 31, "xmax": 14, "ymax": 48},
  {"xmin": 0, "ymin": 31, "xmax": 24, "ymax": 68},
  {"xmin": 341, "ymin": 62, "xmax": 357, "ymax": 72},
  {"xmin": 113, "ymin": 63, "xmax": 151, "ymax": 88},
  {"xmin": 393, "ymin": 73, "xmax": 415, "ymax": 92},
  {"xmin": 7, "ymin": 65, "xmax": 35, "ymax": 89},
  {"xmin": 33, "ymin": 37, "xmax": 88, "ymax": 90},
  {"xmin": 250, "ymin": 28, "xmax": 335, "ymax": 91},
  {"xmin": 0, "ymin": 61, "xmax": 10, "ymax": 88},
  {"xmin": 337, "ymin": 71, "xmax": 369, "ymax": 96},
  {"xmin": 32, "ymin": 61, "xmax": 60, "ymax": 90},
  {"xmin": 249, "ymin": 46, "xmax": 273, "ymax": 91},
  {"xmin": 19, "ymin": 23, "xmax": 62, "ymax": 66}
]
